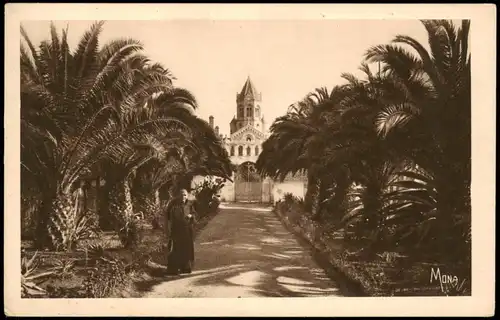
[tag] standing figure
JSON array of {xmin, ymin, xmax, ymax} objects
[{"xmin": 164, "ymin": 188, "xmax": 197, "ymax": 275}]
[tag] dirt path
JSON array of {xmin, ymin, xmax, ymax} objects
[{"xmin": 144, "ymin": 203, "xmax": 345, "ymax": 297}]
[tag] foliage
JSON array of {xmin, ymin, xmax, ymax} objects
[
  {"xmin": 48, "ymin": 188, "xmax": 99, "ymax": 251},
  {"xmin": 83, "ymin": 256, "xmax": 129, "ymax": 298},
  {"xmin": 21, "ymin": 196, "xmax": 38, "ymax": 239},
  {"xmin": 21, "ymin": 251, "xmax": 54, "ymax": 298},
  {"xmin": 279, "ymin": 193, "xmax": 305, "ymax": 225},
  {"xmin": 21, "ymin": 21, "xmax": 186, "ymax": 249},
  {"xmin": 19, "ymin": 21, "xmax": 232, "ymax": 302},
  {"xmin": 116, "ymin": 213, "xmax": 142, "ymax": 249},
  {"xmin": 192, "ymin": 177, "xmax": 225, "ymax": 218},
  {"xmin": 259, "ymin": 20, "xmax": 471, "ymax": 264},
  {"xmin": 20, "ymin": 20, "xmax": 231, "ymax": 252},
  {"xmin": 276, "ymin": 197, "xmax": 470, "ymax": 296}
]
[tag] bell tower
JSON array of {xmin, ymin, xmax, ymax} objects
[{"xmin": 230, "ymin": 76, "xmax": 265, "ymax": 134}]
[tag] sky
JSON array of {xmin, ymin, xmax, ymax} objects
[{"xmin": 21, "ymin": 19, "xmax": 433, "ymax": 136}]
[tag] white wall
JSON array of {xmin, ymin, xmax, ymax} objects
[
  {"xmin": 219, "ymin": 179, "xmax": 235, "ymax": 202},
  {"xmin": 271, "ymin": 181, "xmax": 306, "ymax": 204},
  {"xmin": 191, "ymin": 174, "xmax": 235, "ymax": 202},
  {"xmin": 192, "ymin": 174, "xmax": 307, "ymax": 205},
  {"xmin": 191, "ymin": 175, "xmax": 206, "ymax": 188}
]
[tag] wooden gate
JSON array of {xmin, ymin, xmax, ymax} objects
[{"xmin": 234, "ymin": 161, "xmax": 263, "ymax": 202}]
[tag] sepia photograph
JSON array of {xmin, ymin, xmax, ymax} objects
[{"xmin": 5, "ymin": 3, "xmax": 496, "ymax": 317}]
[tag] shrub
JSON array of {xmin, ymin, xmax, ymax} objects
[
  {"xmin": 114, "ymin": 210, "xmax": 143, "ymax": 250},
  {"xmin": 283, "ymin": 192, "xmax": 296, "ymax": 206},
  {"xmin": 118, "ymin": 220, "xmax": 141, "ymax": 249},
  {"xmin": 82, "ymin": 244, "xmax": 136, "ymax": 298},
  {"xmin": 83, "ymin": 258, "xmax": 129, "ymax": 298},
  {"xmin": 192, "ymin": 177, "xmax": 225, "ymax": 218},
  {"xmin": 278, "ymin": 193, "xmax": 306, "ymax": 223}
]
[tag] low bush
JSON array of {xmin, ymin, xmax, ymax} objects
[
  {"xmin": 274, "ymin": 196, "xmax": 471, "ymax": 297},
  {"xmin": 117, "ymin": 216, "xmax": 142, "ymax": 250},
  {"xmin": 192, "ymin": 177, "xmax": 225, "ymax": 218},
  {"xmin": 83, "ymin": 257, "xmax": 129, "ymax": 298},
  {"xmin": 21, "ymin": 242, "xmax": 144, "ymax": 299}
]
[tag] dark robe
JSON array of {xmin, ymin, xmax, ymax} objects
[{"xmin": 165, "ymin": 198, "xmax": 197, "ymax": 273}]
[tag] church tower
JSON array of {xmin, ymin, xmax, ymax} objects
[{"xmin": 230, "ymin": 76, "xmax": 265, "ymax": 134}]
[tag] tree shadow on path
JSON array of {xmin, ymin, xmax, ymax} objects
[{"xmin": 139, "ymin": 203, "xmax": 363, "ymax": 298}]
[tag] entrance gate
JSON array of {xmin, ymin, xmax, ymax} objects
[{"xmin": 234, "ymin": 162, "xmax": 262, "ymax": 202}]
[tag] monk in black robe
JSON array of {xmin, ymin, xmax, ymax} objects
[{"xmin": 165, "ymin": 189, "xmax": 197, "ymax": 275}]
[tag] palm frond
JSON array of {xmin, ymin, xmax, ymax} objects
[{"xmin": 375, "ymin": 103, "xmax": 420, "ymax": 138}]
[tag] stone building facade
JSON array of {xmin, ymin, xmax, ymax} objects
[{"xmin": 196, "ymin": 77, "xmax": 307, "ymax": 203}]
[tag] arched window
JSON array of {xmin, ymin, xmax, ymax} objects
[
  {"xmin": 246, "ymin": 134, "xmax": 252, "ymax": 142},
  {"xmin": 238, "ymin": 146, "xmax": 243, "ymax": 156},
  {"xmin": 246, "ymin": 146, "xmax": 251, "ymax": 156},
  {"xmin": 238, "ymin": 107, "xmax": 243, "ymax": 117},
  {"xmin": 230, "ymin": 146, "xmax": 235, "ymax": 156},
  {"xmin": 255, "ymin": 146, "xmax": 259, "ymax": 155}
]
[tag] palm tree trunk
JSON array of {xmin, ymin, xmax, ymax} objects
[
  {"xmin": 434, "ymin": 167, "xmax": 471, "ymax": 261},
  {"xmin": 109, "ymin": 178, "xmax": 137, "ymax": 248},
  {"xmin": 150, "ymin": 189, "xmax": 161, "ymax": 229},
  {"xmin": 82, "ymin": 181, "xmax": 88, "ymax": 214},
  {"xmin": 305, "ymin": 170, "xmax": 319, "ymax": 214},
  {"xmin": 154, "ymin": 189, "xmax": 160, "ymax": 209},
  {"xmin": 317, "ymin": 177, "xmax": 329, "ymax": 218},
  {"xmin": 98, "ymin": 179, "xmax": 114, "ymax": 231},
  {"xmin": 330, "ymin": 174, "xmax": 350, "ymax": 223},
  {"xmin": 47, "ymin": 190, "xmax": 78, "ymax": 252},
  {"xmin": 109, "ymin": 179, "xmax": 134, "ymax": 221},
  {"xmin": 34, "ymin": 193, "xmax": 56, "ymax": 250},
  {"xmin": 362, "ymin": 183, "xmax": 385, "ymax": 252},
  {"xmin": 133, "ymin": 190, "xmax": 149, "ymax": 216},
  {"xmin": 143, "ymin": 189, "xmax": 159, "ymax": 217},
  {"xmin": 310, "ymin": 178, "xmax": 322, "ymax": 219}
]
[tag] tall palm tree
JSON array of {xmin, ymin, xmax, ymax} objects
[
  {"xmin": 364, "ymin": 19, "xmax": 471, "ymax": 256},
  {"xmin": 320, "ymin": 64, "xmax": 444, "ymax": 253},
  {"xmin": 128, "ymin": 116, "xmax": 230, "ymax": 220},
  {"xmin": 20, "ymin": 21, "xmax": 196, "ymax": 250},
  {"xmin": 258, "ymin": 65, "xmax": 431, "ymax": 246},
  {"xmin": 256, "ymin": 85, "xmax": 357, "ymax": 219},
  {"xmin": 256, "ymin": 108, "xmax": 313, "ymax": 182},
  {"xmin": 130, "ymin": 154, "xmax": 185, "ymax": 220},
  {"xmin": 257, "ymin": 19, "xmax": 470, "ymax": 265}
]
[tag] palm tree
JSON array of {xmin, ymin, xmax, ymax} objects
[
  {"xmin": 257, "ymin": 19, "xmax": 470, "ymax": 265},
  {"xmin": 258, "ymin": 66, "xmax": 432, "ymax": 249},
  {"xmin": 21, "ymin": 21, "xmax": 196, "ymax": 250},
  {"xmin": 256, "ymin": 85, "xmax": 357, "ymax": 220},
  {"xmin": 130, "ymin": 154, "xmax": 185, "ymax": 224},
  {"xmin": 128, "ymin": 120, "xmax": 223, "ymax": 217},
  {"xmin": 364, "ymin": 19, "xmax": 471, "ymax": 257},
  {"xmin": 318, "ymin": 64, "xmax": 446, "ymax": 255}
]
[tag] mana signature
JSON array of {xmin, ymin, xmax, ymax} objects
[{"xmin": 430, "ymin": 267, "xmax": 467, "ymax": 294}]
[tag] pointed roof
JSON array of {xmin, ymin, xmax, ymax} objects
[
  {"xmin": 230, "ymin": 123, "xmax": 266, "ymax": 140},
  {"xmin": 239, "ymin": 76, "xmax": 259, "ymax": 99}
]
